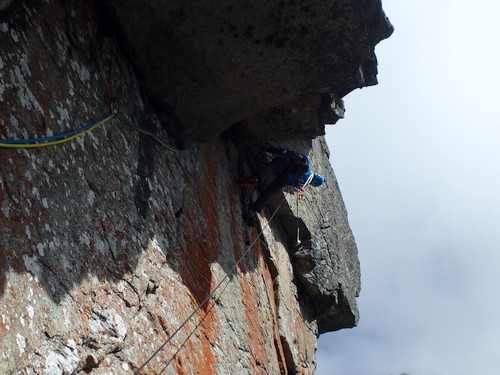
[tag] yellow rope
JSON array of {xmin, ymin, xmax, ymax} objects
[
  {"xmin": 0, "ymin": 113, "xmax": 183, "ymax": 153},
  {"xmin": 0, "ymin": 114, "xmax": 116, "ymax": 148}
]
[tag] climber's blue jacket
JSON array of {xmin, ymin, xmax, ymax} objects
[{"xmin": 268, "ymin": 147, "xmax": 313, "ymax": 188}]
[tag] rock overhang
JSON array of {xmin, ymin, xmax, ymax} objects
[
  {"xmin": 102, "ymin": 0, "xmax": 394, "ymax": 146},
  {"xmin": 0, "ymin": 1, "xmax": 394, "ymax": 371}
]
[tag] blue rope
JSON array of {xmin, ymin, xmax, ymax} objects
[
  {"xmin": 0, "ymin": 113, "xmax": 116, "ymax": 144},
  {"xmin": 0, "ymin": 112, "xmax": 184, "ymax": 153}
]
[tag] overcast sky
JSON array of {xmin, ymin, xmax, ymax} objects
[{"xmin": 318, "ymin": 1, "xmax": 500, "ymax": 374}]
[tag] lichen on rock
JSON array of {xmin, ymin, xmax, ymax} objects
[{"xmin": 0, "ymin": 0, "xmax": 392, "ymax": 373}]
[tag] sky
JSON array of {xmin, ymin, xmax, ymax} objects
[{"xmin": 318, "ymin": 1, "xmax": 500, "ymax": 374}]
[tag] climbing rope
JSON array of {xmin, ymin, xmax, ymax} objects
[
  {"xmin": 134, "ymin": 201, "xmax": 284, "ymax": 374},
  {"xmin": 0, "ymin": 112, "xmax": 183, "ymax": 153},
  {"xmin": 116, "ymin": 114, "xmax": 183, "ymax": 153},
  {"xmin": 0, "ymin": 11, "xmax": 182, "ymax": 154},
  {"xmin": 0, "ymin": 113, "xmax": 115, "ymax": 148},
  {"xmin": 158, "ymin": 278, "xmax": 229, "ymax": 375},
  {"xmin": 295, "ymin": 192, "xmax": 301, "ymax": 246}
]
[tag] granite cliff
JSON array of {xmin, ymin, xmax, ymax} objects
[{"xmin": 0, "ymin": 0, "xmax": 392, "ymax": 373}]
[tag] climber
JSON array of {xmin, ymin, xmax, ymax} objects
[{"xmin": 244, "ymin": 145, "xmax": 324, "ymax": 220}]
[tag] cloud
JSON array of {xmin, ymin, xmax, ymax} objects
[{"xmin": 318, "ymin": 0, "xmax": 500, "ymax": 374}]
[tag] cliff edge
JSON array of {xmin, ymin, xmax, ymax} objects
[{"xmin": 0, "ymin": 1, "xmax": 392, "ymax": 373}]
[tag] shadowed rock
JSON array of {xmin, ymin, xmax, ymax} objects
[
  {"xmin": 103, "ymin": 0, "xmax": 393, "ymax": 145},
  {"xmin": 0, "ymin": 0, "xmax": 392, "ymax": 372}
]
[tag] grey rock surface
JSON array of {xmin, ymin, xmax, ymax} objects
[
  {"xmin": 0, "ymin": 0, "xmax": 14, "ymax": 11},
  {"xmin": 103, "ymin": 0, "xmax": 393, "ymax": 145},
  {"xmin": 0, "ymin": 0, "xmax": 391, "ymax": 373},
  {"xmin": 255, "ymin": 137, "xmax": 360, "ymax": 333}
]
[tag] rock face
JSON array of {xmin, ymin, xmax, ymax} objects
[
  {"xmin": 0, "ymin": 0, "xmax": 392, "ymax": 374},
  {"xmin": 103, "ymin": 0, "xmax": 393, "ymax": 145}
]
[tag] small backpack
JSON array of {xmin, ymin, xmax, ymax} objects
[{"xmin": 285, "ymin": 151, "xmax": 311, "ymax": 187}]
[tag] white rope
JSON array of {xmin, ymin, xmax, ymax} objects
[{"xmin": 134, "ymin": 202, "xmax": 283, "ymax": 374}]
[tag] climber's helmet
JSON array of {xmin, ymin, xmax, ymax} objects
[{"xmin": 311, "ymin": 173, "xmax": 324, "ymax": 187}]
